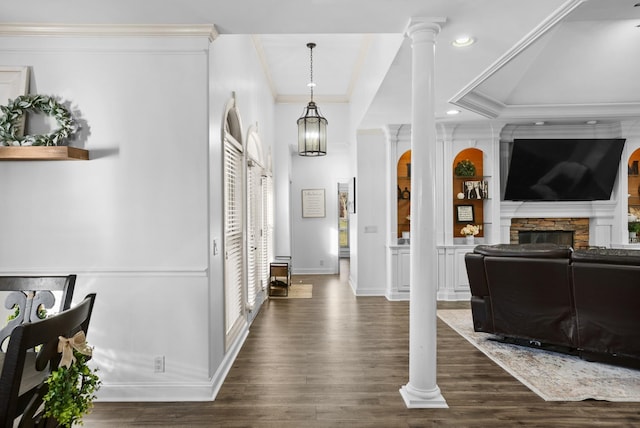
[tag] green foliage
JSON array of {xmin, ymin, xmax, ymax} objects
[
  {"xmin": 6, "ymin": 305, "xmax": 19, "ymax": 323},
  {"xmin": 43, "ymin": 352, "xmax": 101, "ymax": 427},
  {"xmin": 454, "ymin": 159, "xmax": 476, "ymax": 177},
  {"xmin": 37, "ymin": 305, "xmax": 48, "ymax": 319},
  {"xmin": 629, "ymin": 222, "xmax": 640, "ymax": 233},
  {"xmin": 6, "ymin": 304, "xmax": 47, "ymax": 323},
  {"xmin": 0, "ymin": 94, "xmax": 76, "ymax": 146}
]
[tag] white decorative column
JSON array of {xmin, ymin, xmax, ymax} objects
[{"xmin": 400, "ymin": 17, "xmax": 448, "ymax": 409}]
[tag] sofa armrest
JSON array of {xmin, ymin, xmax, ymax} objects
[{"xmin": 465, "ymin": 252, "xmax": 489, "ymax": 297}]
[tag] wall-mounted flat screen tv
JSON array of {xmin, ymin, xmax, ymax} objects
[{"xmin": 504, "ymin": 138, "xmax": 626, "ymax": 201}]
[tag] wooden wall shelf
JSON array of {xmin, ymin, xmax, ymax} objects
[{"xmin": 0, "ymin": 146, "xmax": 89, "ymax": 161}]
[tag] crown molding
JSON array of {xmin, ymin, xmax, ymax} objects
[
  {"xmin": 0, "ymin": 23, "xmax": 218, "ymax": 42},
  {"xmin": 251, "ymin": 35, "xmax": 277, "ymax": 101},
  {"xmin": 500, "ymin": 103, "xmax": 640, "ymax": 121},
  {"xmin": 453, "ymin": 91, "xmax": 505, "ymax": 118}
]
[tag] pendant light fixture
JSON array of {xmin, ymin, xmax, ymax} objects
[{"xmin": 297, "ymin": 42, "xmax": 327, "ymax": 156}]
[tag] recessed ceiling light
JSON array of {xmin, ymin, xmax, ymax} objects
[
  {"xmin": 586, "ymin": 120, "xmax": 597, "ymax": 125},
  {"xmin": 534, "ymin": 121, "xmax": 545, "ymax": 125},
  {"xmin": 452, "ymin": 36, "xmax": 475, "ymax": 48},
  {"xmin": 446, "ymin": 109, "xmax": 461, "ymax": 115}
]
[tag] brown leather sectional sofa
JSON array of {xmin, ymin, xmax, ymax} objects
[{"xmin": 465, "ymin": 243, "xmax": 640, "ymax": 369}]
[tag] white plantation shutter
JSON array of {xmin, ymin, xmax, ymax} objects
[
  {"xmin": 262, "ymin": 175, "xmax": 273, "ymax": 291},
  {"xmin": 246, "ymin": 161, "xmax": 261, "ymax": 310},
  {"xmin": 224, "ymin": 135, "xmax": 245, "ymax": 347}
]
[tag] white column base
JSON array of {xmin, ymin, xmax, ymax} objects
[{"xmin": 400, "ymin": 383, "xmax": 448, "ymax": 409}]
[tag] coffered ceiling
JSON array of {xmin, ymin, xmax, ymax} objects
[{"xmin": 1, "ymin": 0, "xmax": 639, "ymax": 128}]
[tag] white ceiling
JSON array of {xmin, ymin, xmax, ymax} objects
[{"xmin": 1, "ymin": 0, "xmax": 639, "ymax": 128}]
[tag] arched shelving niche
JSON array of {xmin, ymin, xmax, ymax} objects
[
  {"xmin": 452, "ymin": 148, "xmax": 486, "ymax": 239},
  {"xmin": 628, "ymin": 148, "xmax": 640, "ymax": 243},
  {"xmin": 397, "ymin": 150, "xmax": 411, "ymax": 238}
]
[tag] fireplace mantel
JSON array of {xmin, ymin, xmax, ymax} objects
[
  {"xmin": 501, "ymin": 200, "xmax": 617, "ymax": 247},
  {"xmin": 501, "ymin": 200, "xmax": 617, "ymax": 218}
]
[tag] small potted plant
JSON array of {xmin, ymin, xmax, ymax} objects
[
  {"xmin": 628, "ymin": 222, "xmax": 640, "ymax": 242},
  {"xmin": 460, "ymin": 224, "xmax": 480, "ymax": 245}
]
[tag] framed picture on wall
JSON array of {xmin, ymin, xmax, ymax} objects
[
  {"xmin": 456, "ymin": 205, "xmax": 474, "ymax": 223},
  {"xmin": 302, "ymin": 188, "xmax": 326, "ymax": 218},
  {"xmin": 0, "ymin": 66, "xmax": 29, "ymax": 136}
]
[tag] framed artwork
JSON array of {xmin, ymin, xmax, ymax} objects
[
  {"xmin": 0, "ymin": 66, "xmax": 30, "ymax": 136},
  {"xmin": 456, "ymin": 205, "xmax": 474, "ymax": 223},
  {"xmin": 302, "ymin": 188, "xmax": 325, "ymax": 218},
  {"xmin": 463, "ymin": 180, "xmax": 488, "ymax": 200}
]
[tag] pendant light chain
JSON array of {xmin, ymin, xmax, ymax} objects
[{"xmin": 308, "ymin": 42, "xmax": 315, "ymax": 102}]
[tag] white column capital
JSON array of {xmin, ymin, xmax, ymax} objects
[{"xmin": 405, "ymin": 17, "xmax": 446, "ymax": 40}]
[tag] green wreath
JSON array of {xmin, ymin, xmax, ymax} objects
[
  {"xmin": 0, "ymin": 94, "xmax": 76, "ymax": 146},
  {"xmin": 454, "ymin": 159, "xmax": 476, "ymax": 177}
]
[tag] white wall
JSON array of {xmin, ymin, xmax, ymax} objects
[
  {"xmin": 276, "ymin": 102, "xmax": 351, "ymax": 274},
  {"xmin": 208, "ymin": 34, "xmax": 276, "ymax": 395},
  {"xmin": 0, "ymin": 27, "xmax": 279, "ymax": 402},
  {"xmin": 351, "ymin": 129, "xmax": 388, "ymax": 295},
  {"xmin": 349, "ymin": 34, "xmax": 405, "ymax": 129}
]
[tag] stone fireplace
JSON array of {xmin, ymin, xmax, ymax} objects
[
  {"xmin": 510, "ymin": 218, "xmax": 589, "ymax": 249},
  {"xmin": 501, "ymin": 201, "xmax": 616, "ymax": 249}
]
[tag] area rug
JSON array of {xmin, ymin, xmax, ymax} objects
[
  {"xmin": 437, "ymin": 309, "xmax": 640, "ymax": 402},
  {"xmin": 269, "ymin": 283, "xmax": 312, "ymax": 299}
]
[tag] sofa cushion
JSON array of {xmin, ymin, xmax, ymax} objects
[
  {"xmin": 474, "ymin": 243, "xmax": 572, "ymax": 259},
  {"xmin": 572, "ymin": 262, "xmax": 640, "ymax": 359},
  {"xmin": 484, "ymin": 256, "xmax": 576, "ymax": 348}
]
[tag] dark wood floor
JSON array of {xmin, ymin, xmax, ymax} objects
[{"xmin": 85, "ymin": 260, "xmax": 640, "ymax": 427}]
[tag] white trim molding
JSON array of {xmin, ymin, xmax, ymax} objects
[{"xmin": 0, "ymin": 23, "xmax": 218, "ymax": 42}]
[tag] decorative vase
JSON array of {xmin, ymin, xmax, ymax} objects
[{"xmin": 465, "ymin": 235, "xmax": 475, "ymax": 245}]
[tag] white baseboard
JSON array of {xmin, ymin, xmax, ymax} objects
[{"xmin": 95, "ymin": 325, "xmax": 250, "ymax": 402}]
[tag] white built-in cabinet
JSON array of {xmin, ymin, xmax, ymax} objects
[
  {"xmin": 387, "ymin": 245, "xmax": 410, "ymax": 300},
  {"xmin": 385, "ymin": 123, "xmax": 499, "ymax": 301},
  {"xmin": 385, "ymin": 121, "xmax": 639, "ymax": 301}
]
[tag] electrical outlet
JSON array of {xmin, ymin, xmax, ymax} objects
[{"xmin": 154, "ymin": 356, "xmax": 165, "ymax": 373}]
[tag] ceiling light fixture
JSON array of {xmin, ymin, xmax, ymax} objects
[
  {"xmin": 586, "ymin": 120, "xmax": 598, "ymax": 125},
  {"xmin": 446, "ymin": 109, "xmax": 461, "ymax": 115},
  {"xmin": 534, "ymin": 121, "xmax": 545, "ymax": 125},
  {"xmin": 452, "ymin": 36, "xmax": 476, "ymax": 47},
  {"xmin": 297, "ymin": 42, "xmax": 327, "ymax": 157}
]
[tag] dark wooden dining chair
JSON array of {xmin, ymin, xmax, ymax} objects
[
  {"xmin": 0, "ymin": 293, "xmax": 96, "ymax": 428},
  {"xmin": 0, "ymin": 275, "xmax": 76, "ymax": 351}
]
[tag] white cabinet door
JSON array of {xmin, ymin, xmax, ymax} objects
[{"xmin": 398, "ymin": 250, "xmax": 411, "ymax": 291}]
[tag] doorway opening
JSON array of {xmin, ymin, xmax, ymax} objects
[{"xmin": 338, "ymin": 182, "xmax": 350, "ymax": 259}]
